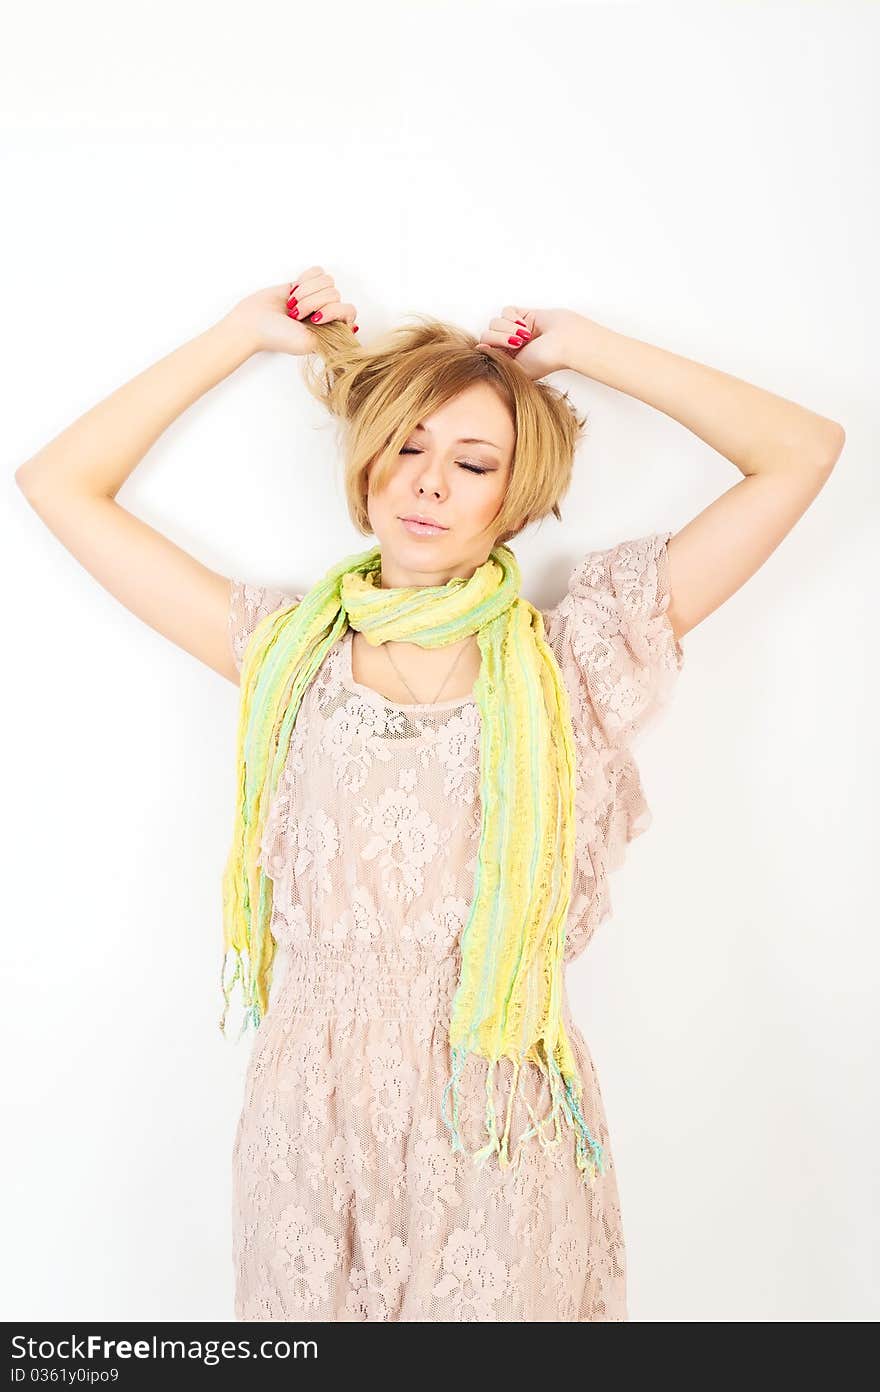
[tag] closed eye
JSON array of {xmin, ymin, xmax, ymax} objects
[{"xmin": 399, "ymin": 447, "xmax": 492, "ymax": 475}]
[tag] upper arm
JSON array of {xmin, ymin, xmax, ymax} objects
[
  {"xmin": 664, "ymin": 438, "xmax": 844, "ymax": 641},
  {"xmin": 14, "ymin": 484, "xmax": 296, "ymax": 683}
]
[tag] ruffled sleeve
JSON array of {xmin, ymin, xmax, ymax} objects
[
  {"xmin": 553, "ymin": 529, "xmax": 684, "ymax": 746},
  {"xmin": 227, "ymin": 578, "xmax": 305, "ymax": 675},
  {"xmin": 541, "ymin": 530, "xmax": 685, "ymax": 961}
]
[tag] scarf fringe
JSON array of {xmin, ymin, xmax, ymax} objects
[
  {"xmin": 219, "ymin": 945, "xmax": 263, "ymax": 1041},
  {"xmin": 440, "ymin": 1043, "xmax": 606, "ymax": 1187},
  {"xmin": 222, "ymin": 943, "xmax": 607, "ymax": 1187}
]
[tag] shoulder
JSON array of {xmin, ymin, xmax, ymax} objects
[
  {"xmin": 541, "ymin": 531, "xmax": 684, "ymax": 746},
  {"xmin": 227, "ymin": 578, "xmax": 305, "ymax": 674}
]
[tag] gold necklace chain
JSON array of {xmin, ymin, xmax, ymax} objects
[{"xmin": 382, "ymin": 639, "xmax": 471, "ymax": 705}]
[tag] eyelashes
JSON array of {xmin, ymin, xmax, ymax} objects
[{"xmin": 399, "ymin": 447, "xmax": 490, "ymax": 475}]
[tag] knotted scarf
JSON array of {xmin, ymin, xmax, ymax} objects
[{"xmin": 220, "ymin": 542, "xmax": 605, "ymax": 1185}]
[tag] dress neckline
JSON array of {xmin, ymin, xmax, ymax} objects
[{"xmin": 340, "ymin": 628, "xmax": 478, "ymax": 712}]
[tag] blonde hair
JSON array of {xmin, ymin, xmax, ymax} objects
[{"xmin": 300, "ymin": 313, "xmax": 588, "ymax": 549}]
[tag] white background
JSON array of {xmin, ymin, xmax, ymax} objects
[{"xmin": 2, "ymin": 0, "xmax": 876, "ymax": 1322}]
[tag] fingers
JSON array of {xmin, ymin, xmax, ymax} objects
[
  {"xmin": 286, "ymin": 266, "xmax": 358, "ymax": 329},
  {"xmin": 285, "ymin": 270, "xmax": 333, "ymax": 320},
  {"xmin": 478, "ymin": 309, "xmax": 534, "ymax": 351},
  {"xmin": 288, "ymin": 286, "xmax": 341, "ymax": 322}
]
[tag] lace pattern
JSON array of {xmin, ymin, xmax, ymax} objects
[{"xmin": 223, "ymin": 531, "xmax": 683, "ymax": 1321}]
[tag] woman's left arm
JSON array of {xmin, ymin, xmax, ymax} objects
[
  {"xmin": 479, "ymin": 307, "xmax": 846, "ymax": 643},
  {"xmin": 561, "ymin": 317, "xmax": 845, "ymax": 641}
]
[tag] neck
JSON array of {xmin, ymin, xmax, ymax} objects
[{"xmin": 377, "ymin": 550, "xmax": 491, "ymax": 591}]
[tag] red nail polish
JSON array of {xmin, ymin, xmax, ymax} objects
[
  {"xmin": 515, "ymin": 319, "xmax": 528, "ymax": 327},
  {"xmin": 508, "ymin": 336, "xmax": 523, "ymax": 346},
  {"xmin": 518, "ymin": 330, "xmax": 532, "ymax": 339},
  {"xmin": 287, "ymin": 296, "xmax": 298, "ymax": 307},
  {"xmin": 289, "ymin": 308, "xmax": 299, "ymax": 318},
  {"xmin": 291, "ymin": 284, "xmax": 299, "ymax": 292},
  {"xmin": 311, "ymin": 311, "xmax": 322, "ymax": 322},
  {"xmin": 352, "ymin": 325, "xmax": 359, "ymax": 333}
]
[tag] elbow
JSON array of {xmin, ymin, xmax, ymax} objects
[
  {"xmin": 816, "ymin": 420, "xmax": 846, "ymax": 472},
  {"xmin": 765, "ymin": 419, "xmax": 846, "ymax": 478},
  {"xmin": 14, "ymin": 458, "xmax": 43, "ymax": 498},
  {"xmin": 14, "ymin": 461, "xmax": 65, "ymax": 518}
]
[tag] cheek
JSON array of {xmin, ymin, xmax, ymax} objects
[{"xmin": 476, "ymin": 477, "xmax": 509, "ymax": 523}]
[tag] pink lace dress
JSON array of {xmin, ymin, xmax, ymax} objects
[{"xmin": 226, "ymin": 531, "xmax": 684, "ymax": 1322}]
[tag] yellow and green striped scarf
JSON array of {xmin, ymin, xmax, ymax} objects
[{"xmin": 220, "ymin": 542, "xmax": 605, "ymax": 1185}]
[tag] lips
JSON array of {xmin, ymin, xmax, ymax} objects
[{"xmin": 399, "ymin": 516, "xmax": 448, "ymax": 536}]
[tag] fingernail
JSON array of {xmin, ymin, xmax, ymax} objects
[
  {"xmin": 352, "ymin": 325, "xmax": 359, "ymax": 333},
  {"xmin": 508, "ymin": 335, "xmax": 523, "ymax": 346},
  {"xmin": 515, "ymin": 320, "xmax": 527, "ymax": 327},
  {"xmin": 288, "ymin": 308, "xmax": 299, "ymax": 318},
  {"xmin": 311, "ymin": 312, "xmax": 322, "ymax": 322},
  {"xmin": 291, "ymin": 284, "xmax": 299, "ymax": 292},
  {"xmin": 287, "ymin": 296, "xmax": 298, "ymax": 307},
  {"xmin": 517, "ymin": 329, "xmax": 532, "ymax": 339}
]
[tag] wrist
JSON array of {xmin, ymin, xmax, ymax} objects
[
  {"xmin": 562, "ymin": 316, "xmax": 621, "ymax": 378},
  {"xmin": 210, "ymin": 311, "xmax": 262, "ymax": 364}
]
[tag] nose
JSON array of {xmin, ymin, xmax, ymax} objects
[{"xmin": 415, "ymin": 456, "xmax": 447, "ymax": 500}]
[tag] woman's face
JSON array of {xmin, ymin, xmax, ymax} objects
[{"xmin": 365, "ymin": 382, "xmax": 516, "ymax": 589}]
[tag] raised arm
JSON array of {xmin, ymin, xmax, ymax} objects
[
  {"xmin": 476, "ymin": 306, "xmax": 846, "ymax": 642},
  {"xmin": 13, "ymin": 268, "xmax": 357, "ymax": 683},
  {"xmin": 559, "ymin": 317, "xmax": 845, "ymax": 641}
]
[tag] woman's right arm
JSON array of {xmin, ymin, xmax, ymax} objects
[
  {"xmin": 13, "ymin": 269, "xmax": 357, "ymax": 684},
  {"xmin": 15, "ymin": 318, "xmax": 261, "ymax": 683}
]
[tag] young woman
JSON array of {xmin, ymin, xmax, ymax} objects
[{"xmin": 15, "ymin": 266, "xmax": 845, "ymax": 1322}]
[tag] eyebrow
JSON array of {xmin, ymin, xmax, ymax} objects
[{"xmin": 412, "ymin": 423, "xmax": 502, "ymax": 452}]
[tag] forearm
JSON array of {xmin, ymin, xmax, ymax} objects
[
  {"xmin": 563, "ymin": 320, "xmax": 844, "ymax": 476},
  {"xmin": 14, "ymin": 314, "xmax": 257, "ymax": 502}
]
